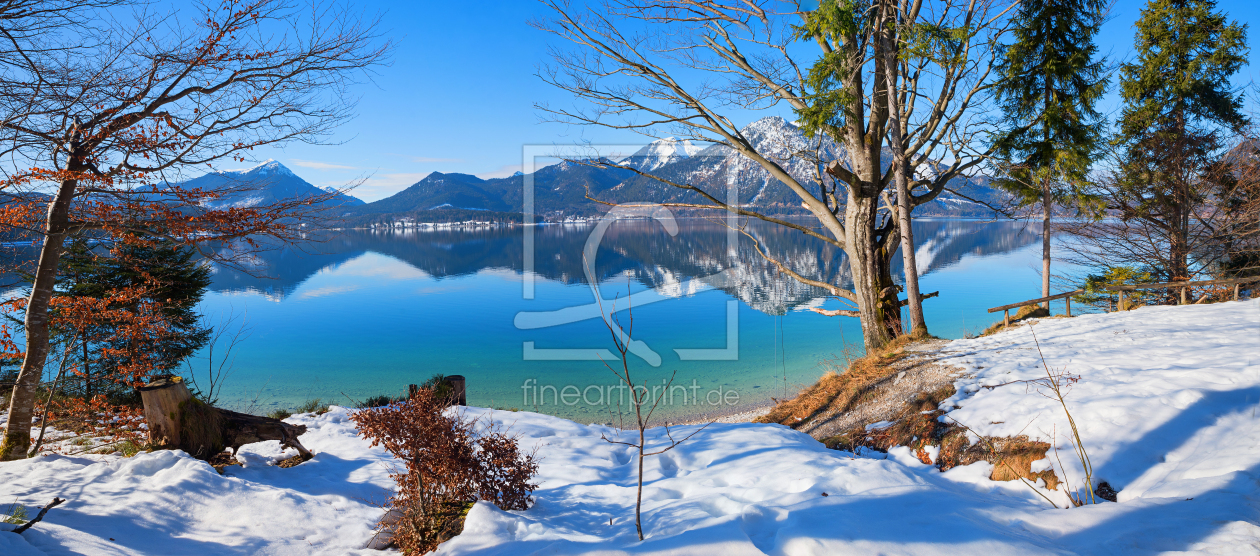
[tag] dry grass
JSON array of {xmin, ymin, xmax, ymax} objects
[
  {"xmin": 761, "ymin": 329, "xmax": 1062, "ymax": 491},
  {"xmin": 276, "ymin": 453, "xmax": 312, "ymax": 468},
  {"xmin": 756, "ymin": 333, "xmax": 928, "ymax": 427}
]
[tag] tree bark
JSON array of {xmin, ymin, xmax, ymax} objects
[
  {"xmin": 845, "ymin": 195, "xmax": 902, "ymax": 350},
  {"xmin": 1042, "ymin": 175, "xmax": 1052, "ymax": 310},
  {"xmin": 1, "ymin": 165, "xmax": 80, "ymax": 461},
  {"xmin": 880, "ymin": 0, "xmax": 927, "ymax": 337}
]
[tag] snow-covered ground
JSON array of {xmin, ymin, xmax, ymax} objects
[{"xmin": 1, "ymin": 299, "xmax": 1257, "ymax": 554}]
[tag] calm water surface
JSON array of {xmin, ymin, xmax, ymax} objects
[{"xmin": 194, "ymin": 218, "xmax": 1073, "ymax": 421}]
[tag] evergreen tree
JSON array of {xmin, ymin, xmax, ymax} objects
[
  {"xmin": 54, "ymin": 236, "xmax": 212, "ymax": 402},
  {"xmin": 1111, "ymin": 0, "xmax": 1248, "ymax": 282},
  {"xmin": 993, "ymin": 0, "xmax": 1108, "ymax": 306}
]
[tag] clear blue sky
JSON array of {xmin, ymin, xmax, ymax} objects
[{"xmin": 242, "ymin": 0, "xmax": 1260, "ymax": 202}]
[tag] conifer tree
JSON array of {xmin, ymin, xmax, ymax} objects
[
  {"xmin": 1111, "ymin": 0, "xmax": 1248, "ymax": 283},
  {"xmin": 993, "ymin": 0, "xmax": 1108, "ymax": 306},
  {"xmin": 53, "ymin": 237, "xmax": 212, "ymax": 402}
]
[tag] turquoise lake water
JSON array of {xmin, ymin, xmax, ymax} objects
[{"xmin": 189, "ymin": 218, "xmax": 1078, "ymax": 422}]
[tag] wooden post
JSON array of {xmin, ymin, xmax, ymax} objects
[
  {"xmin": 139, "ymin": 375, "xmax": 192, "ymax": 448},
  {"xmin": 1118, "ymin": 290, "xmax": 1126, "ymax": 311},
  {"xmin": 1003, "ymin": 309, "xmax": 1010, "ymax": 327},
  {"xmin": 446, "ymin": 375, "xmax": 467, "ymax": 406},
  {"xmin": 1066, "ymin": 296, "xmax": 1071, "ymax": 317},
  {"xmin": 1235, "ymin": 283, "xmax": 1241, "ymax": 301},
  {"xmin": 1180, "ymin": 286, "xmax": 1187, "ymax": 305}
]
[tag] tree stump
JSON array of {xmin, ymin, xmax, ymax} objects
[
  {"xmin": 139, "ymin": 375, "xmax": 311, "ymax": 460},
  {"xmin": 138, "ymin": 375, "xmax": 196, "ymax": 449}
]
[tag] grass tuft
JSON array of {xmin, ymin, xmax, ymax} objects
[{"xmin": 3, "ymin": 501, "xmax": 28, "ymax": 525}]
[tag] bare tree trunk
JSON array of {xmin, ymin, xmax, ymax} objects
[
  {"xmin": 1, "ymin": 173, "xmax": 78, "ymax": 461},
  {"xmin": 880, "ymin": 0, "xmax": 926, "ymax": 336},
  {"xmin": 635, "ymin": 426, "xmax": 645, "ymax": 541},
  {"xmin": 1042, "ymin": 176, "xmax": 1052, "ymax": 310},
  {"xmin": 1172, "ymin": 174, "xmax": 1191, "ymax": 283},
  {"xmin": 1040, "ymin": 63, "xmax": 1054, "ymax": 310},
  {"xmin": 894, "ymin": 165, "xmax": 925, "ymax": 335},
  {"xmin": 846, "ymin": 195, "xmax": 901, "ymax": 350}
]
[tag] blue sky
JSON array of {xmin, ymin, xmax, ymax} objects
[{"xmin": 242, "ymin": 0, "xmax": 1260, "ymax": 202}]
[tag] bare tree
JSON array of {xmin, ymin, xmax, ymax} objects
[
  {"xmin": 596, "ymin": 293, "xmax": 708, "ymax": 541},
  {"xmin": 535, "ymin": 0, "xmax": 1015, "ymax": 349},
  {"xmin": 878, "ymin": 0, "xmax": 924, "ymax": 334},
  {"xmin": 0, "ymin": 0, "xmax": 389, "ymax": 461},
  {"xmin": 186, "ymin": 310, "xmax": 252, "ymax": 407},
  {"xmin": 1210, "ymin": 131, "xmax": 1260, "ymax": 279}
]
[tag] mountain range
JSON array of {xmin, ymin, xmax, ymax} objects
[
  {"xmin": 343, "ymin": 117, "xmax": 1003, "ymax": 224},
  {"xmin": 193, "ymin": 117, "xmax": 1003, "ymax": 225}
]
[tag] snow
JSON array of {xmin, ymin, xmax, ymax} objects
[
  {"xmin": 220, "ymin": 159, "xmax": 296, "ymax": 178},
  {"xmin": 1, "ymin": 300, "xmax": 1257, "ymax": 554},
  {"xmin": 622, "ymin": 138, "xmax": 704, "ymax": 172},
  {"xmin": 941, "ymin": 298, "xmax": 1260, "ymax": 509}
]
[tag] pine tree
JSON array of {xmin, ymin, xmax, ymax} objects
[
  {"xmin": 1111, "ymin": 0, "xmax": 1248, "ymax": 283},
  {"xmin": 53, "ymin": 237, "xmax": 212, "ymax": 403},
  {"xmin": 993, "ymin": 0, "xmax": 1108, "ymax": 306}
]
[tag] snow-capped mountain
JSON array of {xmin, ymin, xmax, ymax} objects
[
  {"xmin": 613, "ymin": 117, "xmax": 841, "ymax": 207},
  {"xmin": 180, "ymin": 160, "xmax": 365, "ymax": 211},
  {"xmin": 346, "ymin": 116, "xmax": 1002, "ymax": 223},
  {"xmin": 619, "ymin": 137, "xmax": 704, "ymax": 172}
]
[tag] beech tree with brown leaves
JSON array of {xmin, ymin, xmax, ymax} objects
[{"xmin": 0, "ymin": 0, "xmax": 388, "ymax": 461}]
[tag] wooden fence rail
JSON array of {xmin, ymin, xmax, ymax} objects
[
  {"xmin": 986, "ymin": 277, "xmax": 1259, "ymax": 326},
  {"xmin": 988, "ymin": 289, "xmax": 1084, "ymax": 327},
  {"xmin": 1102, "ymin": 276, "xmax": 1260, "ymax": 308}
]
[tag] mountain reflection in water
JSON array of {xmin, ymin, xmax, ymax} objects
[{"xmin": 211, "ymin": 218, "xmax": 1040, "ymax": 317}]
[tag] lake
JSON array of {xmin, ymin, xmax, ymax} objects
[{"xmin": 192, "ymin": 217, "xmax": 1071, "ymax": 422}]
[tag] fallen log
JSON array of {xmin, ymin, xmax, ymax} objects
[{"xmin": 139, "ymin": 375, "xmax": 312, "ymax": 460}]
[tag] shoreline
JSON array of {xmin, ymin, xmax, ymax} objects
[{"xmin": 669, "ymin": 400, "xmax": 774, "ymax": 425}]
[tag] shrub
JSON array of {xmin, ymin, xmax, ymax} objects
[
  {"xmin": 265, "ymin": 398, "xmax": 329, "ymax": 421},
  {"xmin": 358, "ymin": 393, "xmax": 407, "ymax": 409},
  {"xmin": 29, "ymin": 394, "xmax": 146, "ymax": 457},
  {"xmin": 351, "ymin": 387, "xmax": 537, "ymax": 554},
  {"xmin": 1076, "ymin": 266, "xmax": 1156, "ymax": 310},
  {"xmin": 419, "ymin": 373, "xmax": 455, "ymax": 404},
  {"xmin": 295, "ymin": 398, "xmax": 329, "ymax": 415}
]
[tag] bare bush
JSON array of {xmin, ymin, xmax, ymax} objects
[{"xmin": 351, "ymin": 387, "xmax": 538, "ymax": 554}]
